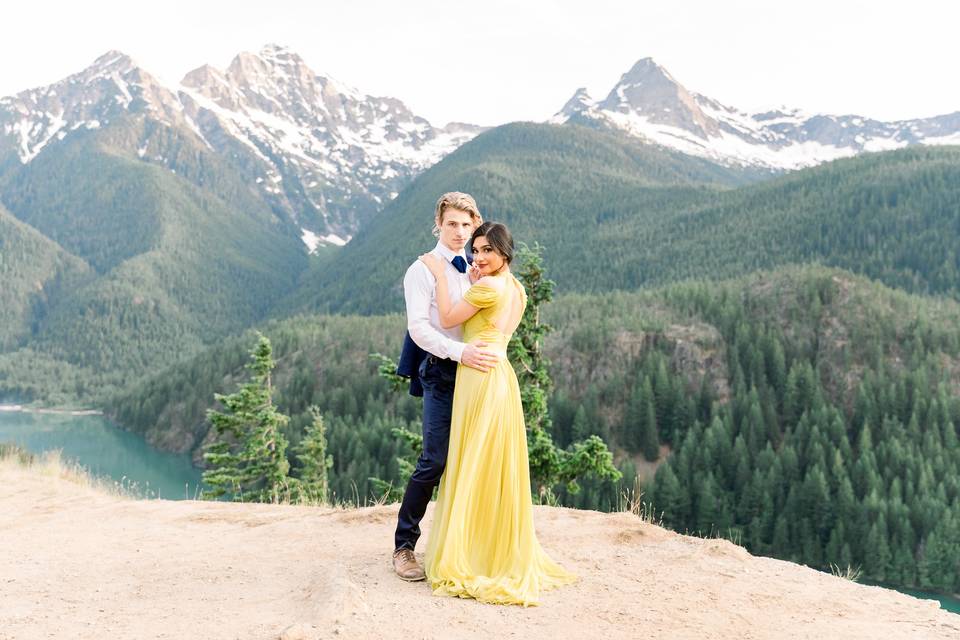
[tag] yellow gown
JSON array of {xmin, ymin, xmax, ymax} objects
[{"xmin": 424, "ymin": 272, "xmax": 577, "ymax": 606}]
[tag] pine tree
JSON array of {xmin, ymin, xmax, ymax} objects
[
  {"xmin": 864, "ymin": 513, "xmax": 892, "ymax": 582},
  {"xmin": 627, "ymin": 377, "xmax": 659, "ymax": 461},
  {"xmin": 695, "ymin": 473, "xmax": 720, "ymax": 535},
  {"xmin": 294, "ymin": 405, "xmax": 334, "ymax": 504},
  {"xmin": 202, "ymin": 332, "xmax": 292, "ymax": 502},
  {"xmin": 571, "ymin": 405, "xmax": 590, "ymax": 441},
  {"xmin": 623, "ymin": 385, "xmax": 644, "ymax": 453},
  {"xmin": 640, "ymin": 384, "xmax": 660, "ymax": 462},
  {"xmin": 651, "ymin": 463, "xmax": 688, "ymax": 527}
]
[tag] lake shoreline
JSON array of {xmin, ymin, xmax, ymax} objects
[
  {"xmin": 0, "ymin": 404, "xmax": 103, "ymax": 416},
  {"xmin": 0, "ymin": 411, "xmax": 202, "ymax": 500}
]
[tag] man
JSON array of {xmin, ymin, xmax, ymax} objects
[{"xmin": 392, "ymin": 192, "xmax": 499, "ymax": 581}]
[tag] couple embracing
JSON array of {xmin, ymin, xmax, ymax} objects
[{"xmin": 391, "ymin": 192, "xmax": 576, "ymax": 606}]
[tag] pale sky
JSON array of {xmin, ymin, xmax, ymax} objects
[{"xmin": 3, "ymin": 0, "xmax": 958, "ymax": 127}]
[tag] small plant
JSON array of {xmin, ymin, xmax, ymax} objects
[
  {"xmin": 0, "ymin": 442, "xmax": 35, "ymax": 465},
  {"xmin": 719, "ymin": 527, "xmax": 743, "ymax": 547},
  {"xmin": 369, "ymin": 353, "xmax": 408, "ymax": 393},
  {"xmin": 830, "ymin": 563, "xmax": 863, "ymax": 582},
  {"xmin": 619, "ymin": 475, "xmax": 662, "ymax": 526}
]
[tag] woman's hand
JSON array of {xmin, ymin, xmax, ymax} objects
[
  {"xmin": 419, "ymin": 253, "xmax": 445, "ymax": 278},
  {"xmin": 468, "ymin": 263, "xmax": 482, "ymax": 284}
]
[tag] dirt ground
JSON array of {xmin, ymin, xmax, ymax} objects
[{"xmin": 1, "ymin": 462, "xmax": 957, "ymax": 640}]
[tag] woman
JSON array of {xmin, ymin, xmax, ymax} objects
[{"xmin": 417, "ymin": 221, "xmax": 576, "ymax": 606}]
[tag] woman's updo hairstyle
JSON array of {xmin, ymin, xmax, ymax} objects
[{"xmin": 470, "ymin": 222, "xmax": 514, "ymax": 264}]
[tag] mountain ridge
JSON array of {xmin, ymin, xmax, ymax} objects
[
  {"xmin": 553, "ymin": 57, "xmax": 960, "ymax": 170},
  {"xmin": 0, "ymin": 44, "xmax": 486, "ymax": 239},
  {"xmin": 287, "ymin": 125, "xmax": 960, "ymax": 317}
]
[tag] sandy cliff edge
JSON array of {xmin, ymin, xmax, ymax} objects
[{"xmin": 0, "ymin": 463, "xmax": 957, "ymax": 640}]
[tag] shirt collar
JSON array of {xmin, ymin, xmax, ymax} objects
[{"xmin": 434, "ymin": 240, "xmax": 466, "ymax": 263}]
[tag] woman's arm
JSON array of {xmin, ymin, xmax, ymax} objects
[{"xmin": 419, "ymin": 254, "xmax": 481, "ymax": 328}]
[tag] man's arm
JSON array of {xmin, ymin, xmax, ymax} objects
[{"xmin": 404, "ymin": 261, "xmax": 465, "ymax": 361}]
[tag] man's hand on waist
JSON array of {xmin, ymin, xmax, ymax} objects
[{"xmin": 461, "ymin": 341, "xmax": 498, "ymax": 372}]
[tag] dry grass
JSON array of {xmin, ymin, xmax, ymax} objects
[
  {"xmin": 618, "ymin": 474, "xmax": 662, "ymax": 526},
  {"xmin": 830, "ymin": 563, "xmax": 863, "ymax": 582},
  {"xmin": 0, "ymin": 442, "xmax": 141, "ymax": 499}
]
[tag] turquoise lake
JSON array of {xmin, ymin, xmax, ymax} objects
[{"xmin": 0, "ymin": 409, "xmax": 203, "ymax": 499}]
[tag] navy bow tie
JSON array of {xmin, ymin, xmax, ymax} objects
[{"xmin": 451, "ymin": 255, "xmax": 467, "ymax": 273}]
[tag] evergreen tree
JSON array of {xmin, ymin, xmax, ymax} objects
[
  {"xmin": 641, "ymin": 386, "xmax": 661, "ymax": 462},
  {"xmin": 625, "ymin": 377, "xmax": 659, "ymax": 460},
  {"xmin": 294, "ymin": 405, "xmax": 334, "ymax": 504},
  {"xmin": 202, "ymin": 333, "xmax": 292, "ymax": 502},
  {"xmin": 651, "ymin": 463, "xmax": 688, "ymax": 526}
]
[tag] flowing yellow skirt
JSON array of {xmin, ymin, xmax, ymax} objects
[{"xmin": 423, "ymin": 357, "xmax": 577, "ymax": 606}]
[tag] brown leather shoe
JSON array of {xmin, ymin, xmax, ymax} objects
[{"xmin": 393, "ymin": 548, "xmax": 425, "ymax": 582}]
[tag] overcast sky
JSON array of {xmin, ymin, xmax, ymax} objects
[{"xmin": 3, "ymin": 0, "xmax": 958, "ymax": 126}]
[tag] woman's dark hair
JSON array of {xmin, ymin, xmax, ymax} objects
[{"xmin": 471, "ymin": 222, "xmax": 514, "ymax": 264}]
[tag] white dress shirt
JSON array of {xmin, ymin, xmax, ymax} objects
[{"xmin": 404, "ymin": 241, "xmax": 471, "ymax": 361}]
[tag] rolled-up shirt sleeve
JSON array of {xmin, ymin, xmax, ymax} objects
[{"xmin": 404, "ymin": 262, "xmax": 466, "ymax": 362}]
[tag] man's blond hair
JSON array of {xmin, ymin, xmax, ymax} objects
[{"xmin": 433, "ymin": 192, "xmax": 482, "ymax": 237}]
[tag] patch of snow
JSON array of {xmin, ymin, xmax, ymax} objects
[
  {"xmin": 322, "ymin": 233, "xmax": 349, "ymax": 246},
  {"xmin": 15, "ymin": 109, "xmax": 67, "ymax": 163},
  {"xmin": 300, "ymin": 228, "xmax": 350, "ymax": 254},
  {"xmin": 922, "ymin": 132, "xmax": 960, "ymax": 146},
  {"xmin": 111, "ymin": 72, "xmax": 133, "ymax": 106},
  {"xmin": 861, "ymin": 137, "xmax": 909, "ymax": 153},
  {"xmin": 600, "ymin": 108, "xmax": 857, "ymax": 170},
  {"xmin": 301, "ymin": 228, "xmax": 321, "ymax": 254}
]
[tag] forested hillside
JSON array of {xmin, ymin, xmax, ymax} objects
[
  {"xmin": 0, "ymin": 116, "xmax": 309, "ymax": 403},
  {"xmin": 644, "ymin": 268, "xmax": 960, "ymax": 595},
  {"xmin": 295, "ymin": 137, "xmax": 960, "ymax": 315},
  {"xmin": 288, "ymin": 122, "xmax": 761, "ymax": 314},
  {"xmin": 643, "ymin": 145, "xmax": 960, "ymax": 296},
  {"xmin": 106, "ymin": 265, "xmax": 960, "ymax": 595},
  {"xmin": 8, "ymin": 123, "xmax": 956, "ymax": 410},
  {"xmin": 0, "ymin": 203, "xmax": 92, "ymax": 351}
]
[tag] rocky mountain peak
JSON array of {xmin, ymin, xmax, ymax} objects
[
  {"xmin": 224, "ymin": 45, "xmax": 324, "ymax": 93},
  {"xmin": 180, "ymin": 63, "xmax": 226, "ymax": 88},
  {"xmin": 603, "ymin": 58, "xmax": 681, "ymax": 107},
  {"xmin": 557, "ymin": 87, "xmax": 594, "ymax": 119},
  {"xmin": 256, "ymin": 43, "xmax": 308, "ymax": 68},
  {"xmin": 180, "ymin": 63, "xmax": 244, "ymax": 111},
  {"xmin": 599, "ymin": 57, "xmax": 717, "ymax": 138},
  {"xmin": 0, "ymin": 49, "xmax": 183, "ymax": 163},
  {"xmin": 89, "ymin": 49, "xmax": 136, "ymax": 71},
  {"xmin": 620, "ymin": 57, "xmax": 671, "ymax": 82},
  {"xmin": 171, "ymin": 44, "xmax": 484, "ymax": 236}
]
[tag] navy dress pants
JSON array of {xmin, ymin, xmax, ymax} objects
[{"xmin": 394, "ymin": 356, "xmax": 457, "ymax": 551}]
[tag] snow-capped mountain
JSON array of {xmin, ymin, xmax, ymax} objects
[
  {"xmin": 553, "ymin": 58, "xmax": 960, "ymax": 170},
  {"xmin": 0, "ymin": 45, "xmax": 484, "ymax": 241},
  {"xmin": 0, "ymin": 51, "xmax": 188, "ymax": 164},
  {"xmin": 177, "ymin": 44, "xmax": 483, "ymax": 239}
]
